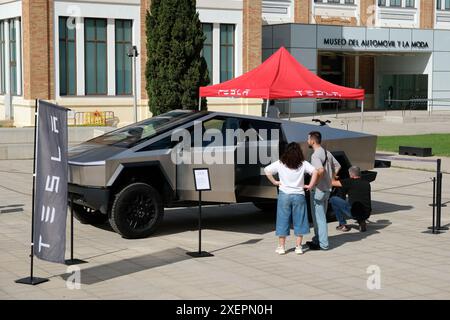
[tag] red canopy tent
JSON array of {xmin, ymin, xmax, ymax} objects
[{"xmin": 199, "ymin": 47, "xmax": 366, "ymax": 127}]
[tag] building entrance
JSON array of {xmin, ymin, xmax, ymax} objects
[{"xmin": 379, "ymin": 74, "xmax": 428, "ymax": 110}]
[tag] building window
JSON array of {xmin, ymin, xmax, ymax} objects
[
  {"xmin": 405, "ymin": 0, "xmax": 415, "ymax": 8},
  {"xmin": 9, "ymin": 19, "xmax": 17, "ymax": 96},
  {"xmin": 59, "ymin": 17, "xmax": 77, "ymax": 96},
  {"xmin": 314, "ymin": 0, "xmax": 355, "ymax": 3},
  {"xmin": 202, "ymin": 23, "xmax": 213, "ymax": 84},
  {"xmin": 85, "ymin": 18, "xmax": 107, "ymax": 95},
  {"xmin": 115, "ymin": 19, "xmax": 132, "ymax": 96},
  {"xmin": 378, "ymin": 0, "xmax": 386, "ymax": 6},
  {"xmin": 439, "ymin": 0, "xmax": 450, "ymax": 10},
  {"xmin": 220, "ymin": 24, "xmax": 235, "ymax": 83},
  {"xmin": 0, "ymin": 21, "xmax": 5, "ymax": 95},
  {"xmin": 389, "ymin": 0, "xmax": 401, "ymax": 7}
]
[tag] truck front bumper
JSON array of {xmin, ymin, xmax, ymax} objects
[{"xmin": 68, "ymin": 184, "xmax": 110, "ymax": 214}]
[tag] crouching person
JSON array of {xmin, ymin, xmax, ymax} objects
[
  {"xmin": 330, "ymin": 166, "xmax": 372, "ymax": 232},
  {"xmin": 264, "ymin": 143, "xmax": 318, "ymax": 255}
]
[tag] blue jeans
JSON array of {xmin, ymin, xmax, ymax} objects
[
  {"xmin": 276, "ymin": 191, "xmax": 310, "ymax": 237},
  {"xmin": 330, "ymin": 196, "xmax": 353, "ymax": 226},
  {"xmin": 310, "ymin": 189, "xmax": 330, "ymax": 250}
]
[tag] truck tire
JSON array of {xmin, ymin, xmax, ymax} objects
[
  {"xmin": 71, "ymin": 203, "xmax": 108, "ymax": 225},
  {"xmin": 253, "ymin": 200, "xmax": 277, "ymax": 213},
  {"xmin": 109, "ymin": 182, "xmax": 164, "ymax": 239}
]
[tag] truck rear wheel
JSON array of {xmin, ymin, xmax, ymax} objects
[
  {"xmin": 71, "ymin": 203, "xmax": 108, "ymax": 225},
  {"xmin": 109, "ymin": 182, "xmax": 164, "ymax": 239}
]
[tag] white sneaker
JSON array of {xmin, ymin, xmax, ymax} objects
[
  {"xmin": 295, "ymin": 246, "xmax": 304, "ymax": 255},
  {"xmin": 275, "ymin": 246, "xmax": 286, "ymax": 255}
]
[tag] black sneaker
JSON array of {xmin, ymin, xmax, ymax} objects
[
  {"xmin": 306, "ymin": 241, "xmax": 321, "ymax": 251},
  {"xmin": 358, "ymin": 220, "xmax": 367, "ymax": 232}
]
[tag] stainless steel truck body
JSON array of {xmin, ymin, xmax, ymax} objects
[{"xmin": 68, "ymin": 110, "xmax": 377, "ymax": 238}]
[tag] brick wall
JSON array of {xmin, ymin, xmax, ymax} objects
[
  {"xmin": 141, "ymin": 0, "xmax": 150, "ymax": 100},
  {"xmin": 243, "ymin": 0, "xmax": 262, "ymax": 72},
  {"xmin": 22, "ymin": 0, "xmax": 53, "ymax": 100},
  {"xmin": 294, "ymin": 0, "xmax": 310, "ymax": 24},
  {"xmin": 420, "ymin": 0, "xmax": 435, "ymax": 29},
  {"xmin": 360, "ymin": 0, "xmax": 376, "ymax": 27}
]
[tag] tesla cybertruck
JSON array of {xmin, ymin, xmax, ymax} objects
[{"xmin": 68, "ymin": 110, "xmax": 377, "ymax": 239}]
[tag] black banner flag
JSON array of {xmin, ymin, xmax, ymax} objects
[{"xmin": 33, "ymin": 100, "xmax": 68, "ymax": 264}]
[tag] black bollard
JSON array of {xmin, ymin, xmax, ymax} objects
[{"xmin": 436, "ymin": 160, "xmax": 448, "ymax": 231}]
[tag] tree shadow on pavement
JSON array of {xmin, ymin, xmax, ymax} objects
[{"xmin": 326, "ymin": 219, "xmax": 392, "ymax": 251}]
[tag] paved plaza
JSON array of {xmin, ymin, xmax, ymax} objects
[{"xmin": 0, "ymin": 159, "xmax": 449, "ymax": 300}]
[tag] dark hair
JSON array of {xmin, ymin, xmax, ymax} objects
[
  {"xmin": 280, "ymin": 142, "xmax": 305, "ymax": 170},
  {"xmin": 308, "ymin": 131, "xmax": 322, "ymax": 144}
]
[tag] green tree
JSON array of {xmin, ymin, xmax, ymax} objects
[{"xmin": 146, "ymin": 0, "xmax": 209, "ymax": 115}]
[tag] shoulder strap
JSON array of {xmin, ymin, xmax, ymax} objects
[{"xmin": 322, "ymin": 148, "xmax": 329, "ymax": 167}]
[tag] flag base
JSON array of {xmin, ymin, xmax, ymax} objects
[
  {"xmin": 186, "ymin": 251, "xmax": 214, "ymax": 258},
  {"xmin": 15, "ymin": 277, "xmax": 49, "ymax": 286},
  {"xmin": 65, "ymin": 259, "xmax": 88, "ymax": 266}
]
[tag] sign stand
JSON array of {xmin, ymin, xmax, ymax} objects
[
  {"xmin": 65, "ymin": 194, "xmax": 88, "ymax": 265},
  {"xmin": 15, "ymin": 100, "xmax": 49, "ymax": 286},
  {"xmin": 187, "ymin": 168, "xmax": 214, "ymax": 258}
]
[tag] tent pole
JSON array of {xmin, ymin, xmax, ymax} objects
[
  {"xmin": 289, "ymin": 101, "xmax": 292, "ymax": 120},
  {"xmin": 360, "ymin": 100, "xmax": 365, "ymax": 132},
  {"xmin": 198, "ymin": 96, "xmax": 202, "ymax": 112},
  {"xmin": 265, "ymin": 99, "xmax": 269, "ymax": 118}
]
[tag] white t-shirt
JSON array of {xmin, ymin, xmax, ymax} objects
[{"xmin": 264, "ymin": 160, "xmax": 316, "ymax": 195}]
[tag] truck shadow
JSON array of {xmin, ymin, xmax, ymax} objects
[
  {"xmin": 94, "ymin": 200, "xmax": 410, "ymax": 238},
  {"xmin": 157, "ymin": 203, "xmax": 276, "ymax": 236}
]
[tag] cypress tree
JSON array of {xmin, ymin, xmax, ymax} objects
[{"xmin": 146, "ymin": 0, "xmax": 209, "ymax": 115}]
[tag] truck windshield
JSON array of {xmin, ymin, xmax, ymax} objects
[{"xmin": 89, "ymin": 110, "xmax": 197, "ymax": 148}]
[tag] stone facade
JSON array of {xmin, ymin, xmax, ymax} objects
[{"xmin": 314, "ymin": 16, "xmax": 358, "ymax": 26}]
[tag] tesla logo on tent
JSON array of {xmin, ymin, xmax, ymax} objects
[
  {"xmin": 217, "ymin": 89, "xmax": 251, "ymax": 97},
  {"xmin": 296, "ymin": 90, "xmax": 342, "ymax": 98}
]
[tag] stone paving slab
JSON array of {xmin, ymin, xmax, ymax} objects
[{"xmin": 1, "ymin": 159, "xmax": 450, "ymax": 300}]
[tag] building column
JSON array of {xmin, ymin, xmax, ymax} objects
[
  {"xmin": 243, "ymin": 0, "xmax": 261, "ymax": 73},
  {"xmin": 107, "ymin": 18, "xmax": 115, "ymax": 96},
  {"xmin": 294, "ymin": 0, "xmax": 310, "ymax": 24},
  {"xmin": 4, "ymin": 19, "xmax": 11, "ymax": 119},
  {"xmin": 15, "ymin": 18, "xmax": 22, "ymax": 96},
  {"xmin": 212, "ymin": 24, "xmax": 220, "ymax": 84},
  {"xmin": 361, "ymin": 0, "xmax": 376, "ymax": 27},
  {"xmin": 355, "ymin": 55, "xmax": 360, "ymax": 88},
  {"xmin": 140, "ymin": 0, "xmax": 149, "ymax": 101},
  {"xmin": 420, "ymin": 0, "xmax": 435, "ymax": 29},
  {"xmin": 76, "ymin": 17, "xmax": 85, "ymax": 96},
  {"xmin": 22, "ymin": 0, "xmax": 52, "ymax": 100}
]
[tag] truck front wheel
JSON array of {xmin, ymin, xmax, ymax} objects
[{"xmin": 109, "ymin": 183, "xmax": 164, "ymax": 239}]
